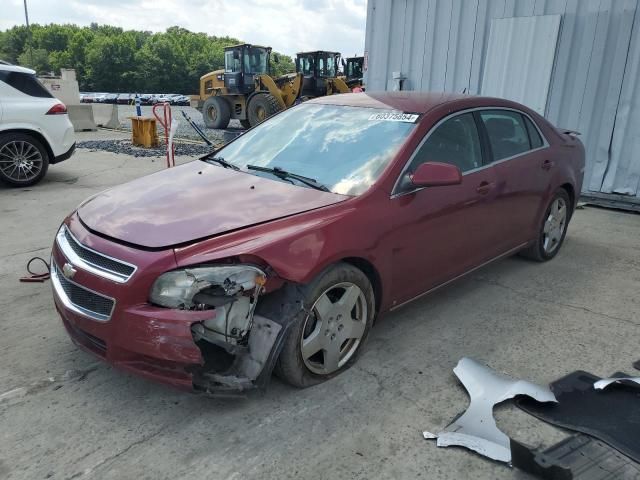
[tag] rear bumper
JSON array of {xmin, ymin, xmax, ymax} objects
[{"xmin": 51, "ymin": 142, "xmax": 76, "ymax": 164}]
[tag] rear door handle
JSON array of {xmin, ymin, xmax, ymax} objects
[
  {"xmin": 542, "ymin": 159, "xmax": 554, "ymax": 170},
  {"xmin": 476, "ymin": 181, "xmax": 493, "ymax": 195}
]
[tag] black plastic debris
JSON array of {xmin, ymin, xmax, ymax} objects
[
  {"xmin": 517, "ymin": 371, "xmax": 640, "ymax": 463},
  {"xmin": 511, "ymin": 434, "xmax": 640, "ymax": 480}
]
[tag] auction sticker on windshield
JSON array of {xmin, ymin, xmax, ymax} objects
[{"xmin": 368, "ymin": 112, "xmax": 420, "ymax": 123}]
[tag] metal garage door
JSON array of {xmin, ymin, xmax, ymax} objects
[{"xmin": 480, "ymin": 15, "xmax": 562, "ymax": 115}]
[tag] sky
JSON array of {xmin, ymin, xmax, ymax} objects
[{"xmin": 1, "ymin": 0, "xmax": 367, "ymax": 57}]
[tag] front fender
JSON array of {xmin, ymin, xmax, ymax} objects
[{"xmin": 173, "ymin": 197, "xmax": 393, "ymax": 308}]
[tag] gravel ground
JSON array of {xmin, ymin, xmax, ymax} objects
[
  {"xmin": 117, "ymin": 105, "xmax": 243, "ymax": 142},
  {"xmin": 77, "ymin": 139, "xmax": 214, "ymax": 158},
  {"xmin": 76, "ymin": 105, "xmax": 245, "ymax": 157}
]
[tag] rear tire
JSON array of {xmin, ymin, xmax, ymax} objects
[
  {"xmin": 202, "ymin": 96, "xmax": 230, "ymax": 129},
  {"xmin": 247, "ymin": 93, "xmax": 281, "ymax": 127},
  {"xmin": 274, "ymin": 263, "xmax": 375, "ymax": 388},
  {"xmin": 0, "ymin": 132, "xmax": 49, "ymax": 187},
  {"xmin": 520, "ymin": 188, "xmax": 571, "ymax": 262}
]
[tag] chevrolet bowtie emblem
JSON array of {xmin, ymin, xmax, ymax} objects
[{"xmin": 62, "ymin": 262, "xmax": 77, "ymax": 279}]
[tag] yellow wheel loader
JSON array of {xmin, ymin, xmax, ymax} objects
[
  {"xmin": 295, "ymin": 51, "xmax": 351, "ymax": 99},
  {"xmin": 197, "ymin": 44, "xmax": 303, "ymax": 129},
  {"xmin": 342, "ymin": 56, "xmax": 364, "ymax": 89}
]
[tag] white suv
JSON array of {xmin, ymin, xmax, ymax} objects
[{"xmin": 0, "ymin": 64, "xmax": 75, "ymax": 186}]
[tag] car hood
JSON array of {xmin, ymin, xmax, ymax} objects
[{"xmin": 78, "ymin": 160, "xmax": 348, "ymax": 248}]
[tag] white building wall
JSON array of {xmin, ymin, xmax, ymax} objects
[{"xmin": 364, "ymin": 0, "xmax": 640, "ymax": 201}]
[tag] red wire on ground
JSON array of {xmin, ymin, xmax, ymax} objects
[{"xmin": 19, "ymin": 256, "xmax": 50, "ymax": 283}]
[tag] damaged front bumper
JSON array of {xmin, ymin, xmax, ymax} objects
[
  {"xmin": 51, "ymin": 223, "xmax": 296, "ymax": 395},
  {"xmin": 53, "ymin": 288, "xmax": 292, "ymax": 394}
]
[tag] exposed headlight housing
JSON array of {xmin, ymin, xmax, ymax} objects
[{"xmin": 149, "ymin": 265, "xmax": 266, "ymax": 309}]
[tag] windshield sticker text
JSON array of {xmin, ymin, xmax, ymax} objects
[{"xmin": 369, "ymin": 112, "xmax": 419, "ymax": 123}]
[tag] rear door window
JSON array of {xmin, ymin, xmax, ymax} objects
[
  {"xmin": 524, "ymin": 116, "xmax": 544, "ymax": 149},
  {"xmin": 479, "ymin": 110, "xmax": 531, "ymax": 161},
  {"xmin": 0, "ymin": 71, "xmax": 53, "ymax": 98}
]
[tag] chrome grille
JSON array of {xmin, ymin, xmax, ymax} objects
[
  {"xmin": 56, "ymin": 226, "xmax": 136, "ymax": 283},
  {"xmin": 51, "ymin": 263, "xmax": 115, "ymax": 321}
]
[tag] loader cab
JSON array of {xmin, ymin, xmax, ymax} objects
[
  {"xmin": 344, "ymin": 56, "xmax": 364, "ymax": 86},
  {"xmin": 296, "ymin": 51, "xmax": 341, "ymax": 98},
  {"xmin": 224, "ymin": 44, "xmax": 271, "ymax": 95}
]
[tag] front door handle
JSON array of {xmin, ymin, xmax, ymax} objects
[
  {"xmin": 476, "ymin": 181, "xmax": 493, "ymax": 195},
  {"xmin": 542, "ymin": 159, "xmax": 554, "ymax": 170}
]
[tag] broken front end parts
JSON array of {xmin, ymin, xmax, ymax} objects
[
  {"xmin": 150, "ymin": 264, "xmax": 283, "ymax": 393},
  {"xmin": 423, "ymin": 357, "xmax": 557, "ymax": 463}
]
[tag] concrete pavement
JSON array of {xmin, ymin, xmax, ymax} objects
[{"xmin": 1, "ymin": 140, "xmax": 639, "ymax": 479}]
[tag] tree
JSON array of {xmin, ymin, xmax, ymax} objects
[
  {"xmin": 85, "ymin": 33, "xmax": 137, "ymax": 91},
  {"xmin": 1, "ymin": 26, "xmax": 31, "ymax": 63},
  {"xmin": 0, "ymin": 23, "xmax": 286, "ymax": 92},
  {"xmin": 271, "ymin": 53, "xmax": 296, "ymax": 77},
  {"xmin": 17, "ymin": 47, "xmax": 51, "ymax": 74}
]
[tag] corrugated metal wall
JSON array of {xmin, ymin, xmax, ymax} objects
[
  {"xmin": 364, "ymin": 0, "xmax": 640, "ymax": 200},
  {"xmin": 480, "ymin": 14, "xmax": 562, "ymax": 115}
]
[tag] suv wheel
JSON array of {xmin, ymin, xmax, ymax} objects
[{"xmin": 0, "ymin": 133, "xmax": 50, "ymax": 187}]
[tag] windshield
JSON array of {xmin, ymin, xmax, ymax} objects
[
  {"xmin": 244, "ymin": 47, "xmax": 268, "ymax": 74},
  {"xmin": 298, "ymin": 55, "xmax": 315, "ymax": 75},
  {"xmin": 348, "ymin": 60, "xmax": 362, "ymax": 79},
  {"xmin": 209, "ymin": 104, "xmax": 418, "ymax": 196}
]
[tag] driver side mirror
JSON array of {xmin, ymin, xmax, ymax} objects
[
  {"xmin": 341, "ymin": 58, "xmax": 346, "ymax": 68},
  {"xmin": 274, "ymin": 54, "xmax": 280, "ymax": 64},
  {"xmin": 410, "ymin": 162, "xmax": 462, "ymax": 187}
]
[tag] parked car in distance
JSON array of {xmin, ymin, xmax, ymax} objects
[
  {"xmin": 51, "ymin": 92, "xmax": 584, "ymax": 394},
  {"xmin": 103, "ymin": 93, "xmax": 119, "ymax": 104},
  {"xmin": 0, "ymin": 64, "xmax": 75, "ymax": 186},
  {"xmin": 92, "ymin": 93, "xmax": 109, "ymax": 103},
  {"xmin": 152, "ymin": 94, "xmax": 172, "ymax": 104},
  {"xmin": 176, "ymin": 94, "xmax": 190, "ymax": 106},
  {"xmin": 116, "ymin": 93, "xmax": 133, "ymax": 105},
  {"xmin": 139, "ymin": 94, "xmax": 153, "ymax": 105}
]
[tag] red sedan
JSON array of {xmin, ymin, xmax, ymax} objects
[{"xmin": 51, "ymin": 92, "xmax": 585, "ymax": 393}]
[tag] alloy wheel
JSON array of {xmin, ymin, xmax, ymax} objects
[
  {"xmin": 542, "ymin": 197, "xmax": 567, "ymax": 254},
  {"xmin": 300, "ymin": 282, "xmax": 368, "ymax": 375},
  {"xmin": 0, "ymin": 140, "xmax": 43, "ymax": 183}
]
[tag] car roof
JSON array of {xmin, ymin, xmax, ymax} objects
[
  {"xmin": 0, "ymin": 63, "xmax": 36, "ymax": 75},
  {"xmin": 307, "ymin": 91, "xmax": 520, "ymax": 114}
]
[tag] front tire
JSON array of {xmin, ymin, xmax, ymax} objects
[
  {"xmin": 202, "ymin": 96, "xmax": 230, "ymax": 129},
  {"xmin": 520, "ymin": 188, "xmax": 571, "ymax": 262},
  {"xmin": 0, "ymin": 133, "xmax": 49, "ymax": 187},
  {"xmin": 275, "ymin": 263, "xmax": 375, "ymax": 388},
  {"xmin": 247, "ymin": 93, "xmax": 281, "ymax": 127}
]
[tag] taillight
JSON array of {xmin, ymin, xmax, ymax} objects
[{"xmin": 46, "ymin": 103, "xmax": 68, "ymax": 115}]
